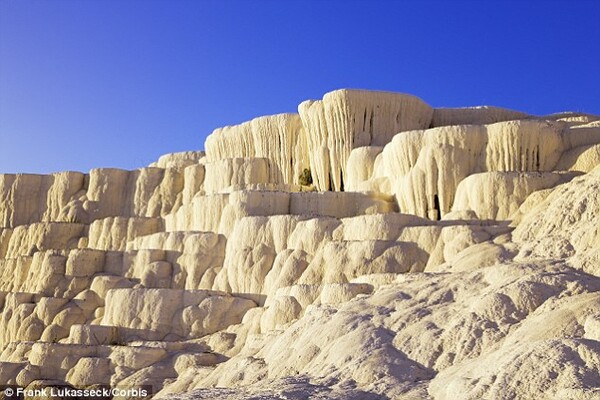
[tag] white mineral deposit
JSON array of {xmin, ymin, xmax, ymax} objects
[{"xmin": 0, "ymin": 89, "xmax": 599, "ymax": 399}]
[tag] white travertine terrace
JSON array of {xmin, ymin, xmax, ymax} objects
[
  {"xmin": 205, "ymin": 113, "xmax": 308, "ymax": 186},
  {"xmin": 0, "ymin": 89, "xmax": 599, "ymax": 399},
  {"xmin": 298, "ymin": 89, "xmax": 433, "ymax": 191},
  {"xmin": 150, "ymin": 151, "xmax": 206, "ymax": 169},
  {"xmin": 452, "ymin": 171, "xmax": 580, "ymax": 220},
  {"xmin": 0, "ymin": 172, "xmax": 85, "ymax": 227},
  {"xmin": 203, "ymin": 158, "xmax": 270, "ymax": 194},
  {"xmin": 347, "ymin": 119, "xmax": 587, "ymax": 219},
  {"xmin": 431, "ymin": 105, "xmax": 530, "ymax": 127}
]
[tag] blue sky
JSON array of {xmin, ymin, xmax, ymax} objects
[{"xmin": 1, "ymin": 0, "xmax": 599, "ymax": 174}]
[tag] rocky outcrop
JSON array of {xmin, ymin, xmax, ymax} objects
[
  {"xmin": 298, "ymin": 89, "xmax": 433, "ymax": 191},
  {"xmin": 0, "ymin": 89, "xmax": 599, "ymax": 399},
  {"xmin": 205, "ymin": 114, "xmax": 308, "ymax": 187},
  {"xmin": 347, "ymin": 118, "xmax": 600, "ymax": 219}
]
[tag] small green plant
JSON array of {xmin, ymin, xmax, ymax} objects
[{"xmin": 298, "ymin": 168, "xmax": 313, "ymax": 186}]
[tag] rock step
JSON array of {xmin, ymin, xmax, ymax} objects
[
  {"xmin": 120, "ymin": 235, "xmax": 227, "ymax": 290},
  {"xmin": 87, "ymin": 216, "xmax": 164, "ymax": 251},
  {"xmin": 164, "ymin": 190, "xmax": 396, "ymax": 236},
  {"xmin": 0, "ymin": 222, "xmax": 85, "ymax": 259},
  {"xmin": 101, "ymin": 288, "xmax": 257, "ymax": 341},
  {"xmin": 0, "ymin": 339, "xmax": 220, "ymax": 390},
  {"xmin": 0, "ymin": 289, "xmax": 107, "ymax": 347},
  {"xmin": 125, "ymin": 230, "xmax": 224, "ymax": 253}
]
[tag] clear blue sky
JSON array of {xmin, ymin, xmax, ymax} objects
[{"xmin": 1, "ymin": 0, "xmax": 599, "ymax": 174}]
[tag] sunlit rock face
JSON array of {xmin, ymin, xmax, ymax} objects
[
  {"xmin": 298, "ymin": 89, "xmax": 434, "ymax": 191},
  {"xmin": 1, "ymin": 89, "xmax": 599, "ymax": 399},
  {"xmin": 205, "ymin": 113, "xmax": 309, "ymax": 187}
]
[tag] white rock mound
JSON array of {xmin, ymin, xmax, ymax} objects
[{"xmin": 0, "ymin": 88, "xmax": 599, "ymax": 399}]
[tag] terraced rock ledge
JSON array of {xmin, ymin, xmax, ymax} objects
[{"xmin": 1, "ymin": 89, "xmax": 599, "ymax": 399}]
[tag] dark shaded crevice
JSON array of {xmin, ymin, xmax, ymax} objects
[{"xmin": 433, "ymin": 194, "xmax": 441, "ymax": 221}]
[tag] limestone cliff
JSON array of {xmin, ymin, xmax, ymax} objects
[{"xmin": 0, "ymin": 89, "xmax": 599, "ymax": 400}]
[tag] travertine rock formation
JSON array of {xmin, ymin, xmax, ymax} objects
[
  {"xmin": 205, "ymin": 114, "xmax": 308, "ymax": 187},
  {"xmin": 0, "ymin": 89, "xmax": 599, "ymax": 399},
  {"xmin": 298, "ymin": 90, "xmax": 433, "ymax": 191}
]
